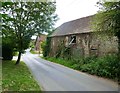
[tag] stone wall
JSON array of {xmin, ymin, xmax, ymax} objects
[
  {"xmin": 50, "ymin": 36, "xmax": 65, "ymax": 56},
  {"xmin": 50, "ymin": 33, "xmax": 118, "ymax": 58}
]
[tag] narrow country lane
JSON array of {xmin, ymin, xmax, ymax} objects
[{"xmin": 22, "ymin": 50, "xmax": 119, "ymax": 91}]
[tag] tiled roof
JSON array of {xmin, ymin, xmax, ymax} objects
[{"xmin": 50, "ymin": 15, "xmax": 94, "ymax": 37}]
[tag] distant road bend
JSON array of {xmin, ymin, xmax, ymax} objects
[{"xmin": 22, "ymin": 50, "xmax": 119, "ymax": 91}]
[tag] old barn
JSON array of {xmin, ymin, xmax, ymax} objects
[{"xmin": 49, "ymin": 15, "xmax": 118, "ymax": 58}]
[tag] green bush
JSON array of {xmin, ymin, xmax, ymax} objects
[
  {"xmin": 70, "ymin": 64, "xmax": 81, "ymax": 70},
  {"xmin": 43, "ymin": 37, "xmax": 51, "ymax": 57},
  {"xmin": 80, "ymin": 54, "xmax": 119, "ymax": 79},
  {"xmin": 2, "ymin": 44, "xmax": 13, "ymax": 60},
  {"xmin": 13, "ymin": 52, "xmax": 18, "ymax": 56},
  {"xmin": 41, "ymin": 41, "xmax": 46, "ymax": 50},
  {"xmin": 45, "ymin": 54, "xmax": 119, "ymax": 80},
  {"xmin": 30, "ymin": 49, "xmax": 38, "ymax": 54}
]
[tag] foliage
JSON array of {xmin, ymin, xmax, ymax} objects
[
  {"xmin": 54, "ymin": 40, "xmax": 72, "ymax": 59},
  {"xmin": 44, "ymin": 57, "xmax": 74, "ymax": 68},
  {"xmin": 41, "ymin": 41, "xmax": 46, "ymax": 51},
  {"xmin": 55, "ymin": 41, "xmax": 65, "ymax": 58},
  {"xmin": 1, "ymin": 2, "xmax": 57, "ymax": 64},
  {"xmin": 45, "ymin": 54, "xmax": 119, "ymax": 80},
  {"xmin": 92, "ymin": 1, "xmax": 120, "ymax": 54},
  {"xmin": 13, "ymin": 52, "xmax": 18, "ymax": 56},
  {"xmin": 2, "ymin": 33, "xmax": 15, "ymax": 60},
  {"xmin": 43, "ymin": 38, "xmax": 72, "ymax": 59},
  {"xmin": 2, "ymin": 60, "xmax": 41, "ymax": 91},
  {"xmin": 43, "ymin": 37, "xmax": 51, "ymax": 57},
  {"xmin": 2, "ymin": 44, "xmax": 13, "ymax": 60},
  {"xmin": 29, "ymin": 40, "xmax": 35, "ymax": 49},
  {"xmin": 61, "ymin": 47, "xmax": 71, "ymax": 59},
  {"xmin": 80, "ymin": 54, "xmax": 119, "ymax": 80},
  {"xmin": 30, "ymin": 49, "xmax": 39, "ymax": 54},
  {"xmin": 2, "ymin": 12, "xmax": 16, "ymax": 60}
]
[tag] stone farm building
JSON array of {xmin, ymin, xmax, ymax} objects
[{"xmin": 49, "ymin": 15, "xmax": 118, "ymax": 58}]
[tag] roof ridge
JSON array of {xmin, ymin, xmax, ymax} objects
[
  {"xmin": 58, "ymin": 14, "xmax": 94, "ymax": 28},
  {"xmin": 51, "ymin": 14, "xmax": 94, "ymax": 37}
]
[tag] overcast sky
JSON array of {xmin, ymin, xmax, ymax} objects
[
  {"xmin": 32, "ymin": 0, "xmax": 99, "ymax": 39},
  {"xmin": 55, "ymin": 0, "xmax": 99, "ymax": 27}
]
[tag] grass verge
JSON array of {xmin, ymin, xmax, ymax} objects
[
  {"xmin": 30, "ymin": 50, "xmax": 39, "ymax": 54},
  {"xmin": 2, "ymin": 60, "xmax": 41, "ymax": 92},
  {"xmin": 44, "ymin": 54, "xmax": 119, "ymax": 81}
]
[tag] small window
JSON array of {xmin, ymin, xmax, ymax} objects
[{"xmin": 70, "ymin": 35, "xmax": 76, "ymax": 44}]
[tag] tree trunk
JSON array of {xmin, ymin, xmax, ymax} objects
[{"xmin": 15, "ymin": 51, "xmax": 22, "ymax": 65}]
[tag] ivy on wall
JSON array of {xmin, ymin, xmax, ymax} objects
[
  {"xmin": 55, "ymin": 40, "xmax": 72, "ymax": 60},
  {"xmin": 43, "ymin": 37, "xmax": 51, "ymax": 57}
]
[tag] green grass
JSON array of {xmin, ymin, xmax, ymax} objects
[
  {"xmin": 44, "ymin": 57, "xmax": 81, "ymax": 72},
  {"xmin": 2, "ymin": 60, "xmax": 41, "ymax": 92},
  {"xmin": 13, "ymin": 52, "xmax": 19, "ymax": 56},
  {"xmin": 30, "ymin": 50, "xmax": 39, "ymax": 54}
]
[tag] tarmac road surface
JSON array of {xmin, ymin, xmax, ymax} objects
[{"xmin": 22, "ymin": 50, "xmax": 119, "ymax": 91}]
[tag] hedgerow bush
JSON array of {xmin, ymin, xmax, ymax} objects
[
  {"xmin": 2, "ymin": 44, "xmax": 13, "ymax": 60},
  {"xmin": 80, "ymin": 54, "xmax": 119, "ymax": 80},
  {"xmin": 45, "ymin": 54, "xmax": 119, "ymax": 80}
]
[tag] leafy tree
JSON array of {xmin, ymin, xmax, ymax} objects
[
  {"xmin": 1, "ymin": 2, "xmax": 16, "ymax": 60},
  {"xmin": 1, "ymin": 2, "xmax": 57, "ymax": 64},
  {"xmin": 93, "ymin": 1, "xmax": 120, "ymax": 56}
]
